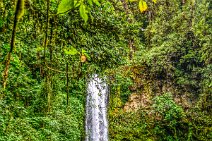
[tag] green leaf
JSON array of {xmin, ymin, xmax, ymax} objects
[
  {"xmin": 81, "ymin": 49, "xmax": 90, "ymax": 60},
  {"xmin": 79, "ymin": 4, "xmax": 88, "ymax": 23},
  {"xmin": 75, "ymin": 0, "xmax": 81, "ymax": 7},
  {"xmin": 88, "ymin": 0, "xmax": 93, "ymax": 6},
  {"xmin": 57, "ymin": 0, "xmax": 74, "ymax": 14},
  {"xmin": 84, "ymin": 52, "xmax": 90, "ymax": 60},
  {"xmin": 64, "ymin": 46, "xmax": 78, "ymax": 55},
  {"xmin": 81, "ymin": 49, "xmax": 87, "ymax": 54},
  {"xmin": 93, "ymin": 0, "xmax": 100, "ymax": 6},
  {"xmin": 0, "ymin": 19, "xmax": 3, "ymax": 28}
]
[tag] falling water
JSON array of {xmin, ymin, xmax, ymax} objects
[{"xmin": 85, "ymin": 74, "xmax": 109, "ymax": 141}]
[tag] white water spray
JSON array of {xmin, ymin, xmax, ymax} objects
[{"xmin": 85, "ymin": 74, "xmax": 109, "ymax": 141}]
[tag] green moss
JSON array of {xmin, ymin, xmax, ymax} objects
[{"xmin": 16, "ymin": 0, "xmax": 24, "ymax": 20}]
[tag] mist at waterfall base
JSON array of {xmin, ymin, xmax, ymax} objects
[{"xmin": 85, "ymin": 74, "xmax": 109, "ymax": 141}]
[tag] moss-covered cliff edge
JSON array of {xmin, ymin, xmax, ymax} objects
[{"xmin": 108, "ymin": 64, "xmax": 211, "ymax": 141}]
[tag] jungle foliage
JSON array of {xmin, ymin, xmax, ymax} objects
[{"xmin": 0, "ymin": 0, "xmax": 211, "ymax": 141}]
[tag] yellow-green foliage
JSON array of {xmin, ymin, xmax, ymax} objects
[
  {"xmin": 15, "ymin": 0, "xmax": 25, "ymax": 20},
  {"xmin": 0, "ymin": 0, "xmax": 3, "ymax": 9}
]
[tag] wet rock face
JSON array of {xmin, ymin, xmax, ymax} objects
[
  {"xmin": 123, "ymin": 93, "xmax": 152, "ymax": 112},
  {"xmin": 123, "ymin": 91, "xmax": 193, "ymax": 112},
  {"xmin": 174, "ymin": 93, "xmax": 193, "ymax": 109},
  {"xmin": 122, "ymin": 65, "xmax": 199, "ymax": 113}
]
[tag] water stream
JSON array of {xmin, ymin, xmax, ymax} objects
[{"xmin": 85, "ymin": 74, "xmax": 109, "ymax": 141}]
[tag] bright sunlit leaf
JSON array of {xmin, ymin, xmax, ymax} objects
[
  {"xmin": 88, "ymin": 0, "xmax": 93, "ymax": 6},
  {"xmin": 93, "ymin": 0, "xmax": 100, "ymax": 6},
  {"xmin": 139, "ymin": 0, "xmax": 148, "ymax": 13},
  {"xmin": 64, "ymin": 46, "xmax": 78, "ymax": 55},
  {"xmin": 79, "ymin": 4, "xmax": 88, "ymax": 23},
  {"xmin": 57, "ymin": 0, "xmax": 74, "ymax": 14}
]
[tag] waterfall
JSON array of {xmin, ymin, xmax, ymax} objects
[{"xmin": 85, "ymin": 74, "xmax": 109, "ymax": 141}]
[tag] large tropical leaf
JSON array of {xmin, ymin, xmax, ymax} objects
[
  {"xmin": 57, "ymin": 0, "xmax": 74, "ymax": 14},
  {"xmin": 64, "ymin": 46, "xmax": 78, "ymax": 55}
]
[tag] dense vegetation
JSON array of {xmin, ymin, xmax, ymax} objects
[{"xmin": 0, "ymin": 0, "xmax": 211, "ymax": 141}]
